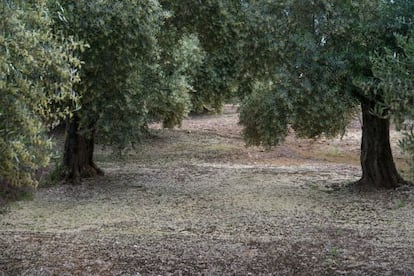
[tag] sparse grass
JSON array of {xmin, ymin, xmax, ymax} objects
[
  {"xmin": 330, "ymin": 246, "xmax": 340, "ymax": 258},
  {"xmin": 206, "ymin": 143, "xmax": 240, "ymax": 152},
  {"xmin": 303, "ymin": 146, "xmax": 360, "ymax": 165},
  {"xmin": 394, "ymin": 199, "xmax": 407, "ymax": 209},
  {"xmin": 1, "ymin": 107, "xmax": 414, "ymax": 274},
  {"xmin": 0, "ymin": 182, "xmax": 34, "ymax": 211},
  {"xmin": 310, "ymin": 183, "xmax": 320, "ymax": 190}
]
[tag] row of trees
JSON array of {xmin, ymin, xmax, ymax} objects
[{"xmin": 1, "ymin": 0, "xmax": 414, "ymax": 194}]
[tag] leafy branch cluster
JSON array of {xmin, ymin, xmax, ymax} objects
[{"xmin": 1, "ymin": 0, "xmax": 82, "ymax": 188}]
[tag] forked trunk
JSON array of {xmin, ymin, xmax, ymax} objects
[
  {"xmin": 357, "ymin": 101, "xmax": 404, "ymax": 189},
  {"xmin": 63, "ymin": 116, "xmax": 103, "ymax": 185}
]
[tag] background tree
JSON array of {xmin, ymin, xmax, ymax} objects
[
  {"xmin": 1, "ymin": 0, "xmax": 81, "ymax": 193},
  {"xmin": 160, "ymin": 1, "xmax": 247, "ymax": 112},
  {"xmin": 51, "ymin": 1, "xmax": 204, "ymax": 184},
  {"xmin": 238, "ymin": 0, "xmax": 413, "ymax": 189}
]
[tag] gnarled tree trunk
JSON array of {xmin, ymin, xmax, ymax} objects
[
  {"xmin": 357, "ymin": 101, "xmax": 405, "ymax": 189},
  {"xmin": 63, "ymin": 116, "xmax": 103, "ymax": 185}
]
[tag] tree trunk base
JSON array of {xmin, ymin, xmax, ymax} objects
[
  {"xmin": 348, "ymin": 177, "xmax": 412, "ymax": 193},
  {"xmin": 358, "ymin": 101, "xmax": 406, "ymax": 190},
  {"xmin": 63, "ymin": 116, "xmax": 103, "ymax": 185},
  {"xmin": 69, "ymin": 164, "xmax": 104, "ymax": 185},
  {"xmin": 80, "ymin": 162, "xmax": 104, "ymax": 178},
  {"xmin": 350, "ymin": 178, "xmax": 400, "ymax": 192}
]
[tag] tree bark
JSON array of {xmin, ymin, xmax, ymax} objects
[
  {"xmin": 63, "ymin": 116, "xmax": 103, "ymax": 185},
  {"xmin": 357, "ymin": 101, "xmax": 405, "ymax": 189}
]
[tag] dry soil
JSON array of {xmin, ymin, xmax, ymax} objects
[{"xmin": 1, "ymin": 105, "xmax": 414, "ymax": 275}]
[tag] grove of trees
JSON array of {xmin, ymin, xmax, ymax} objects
[{"xmin": 1, "ymin": 0, "xmax": 414, "ymax": 196}]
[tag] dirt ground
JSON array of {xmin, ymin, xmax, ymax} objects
[{"xmin": 1, "ymin": 105, "xmax": 414, "ymax": 275}]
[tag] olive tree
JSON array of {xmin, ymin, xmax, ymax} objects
[
  {"xmin": 1, "ymin": 0, "xmax": 81, "ymax": 190},
  {"xmin": 51, "ymin": 1, "xmax": 204, "ymax": 184},
  {"xmin": 238, "ymin": 0, "xmax": 413, "ymax": 189}
]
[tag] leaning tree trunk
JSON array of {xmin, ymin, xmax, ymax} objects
[
  {"xmin": 357, "ymin": 101, "xmax": 405, "ymax": 189},
  {"xmin": 63, "ymin": 116, "xmax": 104, "ymax": 185}
]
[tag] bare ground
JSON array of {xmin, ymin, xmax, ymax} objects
[{"xmin": 1, "ymin": 105, "xmax": 414, "ymax": 275}]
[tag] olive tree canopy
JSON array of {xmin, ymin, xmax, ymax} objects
[
  {"xmin": 238, "ymin": 0, "xmax": 414, "ymax": 189},
  {"xmin": 1, "ymin": 0, "xmax": 81, "ymax": 189}
]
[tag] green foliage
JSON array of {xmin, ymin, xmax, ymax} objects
[
  {"xmin": 150, "ymin": 33, "xmax": 205, "ymax": 128},
  {"xmin": 370, "ymin": 30, "xmax": 414, "ymax": 179},
  {"xmin": 237, "ymin": 0, "xmax": 413, "ymax": 148},
  {"xmin": 4, "ymin": 0, "xmax": 414, "ymax": 188},
  {"xmin": 52, "ymin": 0, "xmax": 204, "ymax": 148},
  {"xmin": 239, "ymin": 80, "xmax": 291, "ymax": 147},
  {"xmin": 161, "ymin": 1, "xmax": 246, "ymax": 112},
  {"xmin": 1, "ymin": 0, "xmax": 81, "ymax": 188},
  {"xmin": 371, "ymin": 33, "xmax": 414, "ymax": 123},
  {"xmin": 238, "ymin": 0, "xmax": 361, "ymax": 146}
]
